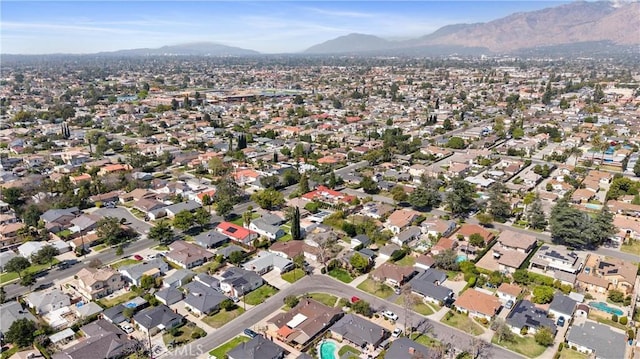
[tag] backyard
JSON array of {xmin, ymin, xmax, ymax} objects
[
  {"xmin": 491, "ymin": 334, "xmax": 546, "ymax": 358},
  {"xmin": 307, "ymin": 293, "xmax": 338, "ymax": 307},
  {"xmin": 209, "ymin": 336, "xmax": 250, "ymax": 358},
  {"xmin": 357, "ymin": 278, "xmax": 394, "ymax": 299},
  {"xmin": 328, "ymin": 268, "xmax": 354, "ymax": 283},
  {"xmin": 193, "ymin": 260, "xmax": 223, "ymax": 274},
  {"xmin": 202, "ymin": 307, "xmax": 245, "ymax": 328},
  {"xmin": 281, "ymin": 269, "xmax": 305, "ymax": 283},
  {"xmin": 97, "ymin": 291, "xmax": 139, "ymax": 308},
  {"xmin": 244, "ymin": 285, "xmax": 279, "ymax": 305},
  {"xmin": 394, "ymin": 255, "xmax": 416, "ymax": 267},
  {"xmin": 338, "ymin": 344, "xmax": 361, "ymax": 359},
  {"xmin": 440, "ymin": 311, "xmax": 484, "ymax": 336}
]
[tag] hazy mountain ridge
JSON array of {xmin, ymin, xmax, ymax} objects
[{"xmin": 97, "ymin": 42, "xmax": 260, "ymax": 56}]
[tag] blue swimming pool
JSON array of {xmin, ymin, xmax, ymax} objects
[
  {"xmin": 320, "ymin": 340, "xmax": 337, "ymax": 359},
  {"xmin": 585, "ymin": 203, "xmax": 602, "ymax": 210},
  {"xmin": 589, "ymin": 301, "xmax": 624, "ymax": 316},
  {"xmin": 456, "ymin": 255, "xmax": 468, "ymax": 263}
]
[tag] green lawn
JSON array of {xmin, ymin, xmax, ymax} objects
[
  {"xmin": 97, "ymin": 291, "xmax": 139, "ymax": 308},
  {"xmin": 153, "ymin": 245, "xmax": 169, "ymax": 251},
  {"xmin": 491, "ymin": 334, "xmax": 546, "ymax": 358},
  {"xmin": 338, "ymin": 344, "xmax": 361, "ymax": 358},
  {"xmin": 281, "ymin": 269, "xmax": 305, "ymax": 283},
  {"xmin": 395, "ymin": 296, "xmax": 436, "ymax": 316},
  {"xmin": 559, "ymin": 348, "xmax": 588, "ymax": 359},
  {"xmin": 202, "ymin": 308, "xmax": 245, "ymax": 328},
  {"xmin": 620, "ymin": 241, "xmax": 640, "ymax": 255},
  {"xmin": 130, "ymin": 208, "xmax": 146, "ymax": 219},
  {"xmin": 244, "ymin": 285, "xmax": 279, "ymax": 305},
  {"xmin": 162, "ymin": 323, "xmax": 206, "ymax": 347},
  {"xmin": 193, "ymin": 260, "xmax": 222, "ymax": 274},
  {"xmin": 394, "ymin": 255, "xmax": 416, "ymax": 267},
  {"xmin": 0, "ymin": 260, "xmax": 60, "ymax": 284},
  {"xmin": 93, "ymin": 244, "xmax": 108, "ymax": 252},
  {"xmin": 587, "ymin": 312, "xmax": 628, "ymax": 331},
  {"xmin": 231, "ymin": 213, "xmax": 259, "ymax": 227},
  {"xmin": 357, "ymin": 278, "xmax": 395, "ymax": 299},
  {"xmin": 209, "ymin": 336, "xmax": 250, "ymax": 358},
  {"xmin": 440, "ymin": 311, "xmax": 484, "ymax": 336},
  {"xmin": 110, "ymin": 258, "xmax": 139, "ymax": 269},
  {"xmin": 410, "ymin": 333, "xmax": 440, "ymax": 348},
  {"xmin": 278, "ymin": 232, "xmax": 292, "ymax": 242},
  {"xmin": 308, "ymin": 293, "xmax": 338, "ymax": 307},
  {"xmin": 328, "ymin": 268, "xmax": 354, "ymax": 283}
]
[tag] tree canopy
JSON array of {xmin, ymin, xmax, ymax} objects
[
  {"xmin": 148, "ymin": 220, "xmax": 174, "ymax": 245},
  {"xmin": 549, "ymin": 199, "xmax": 615, "ymax": 248},
  {"xmin": 444, "ymin": 177, "xmax": 476, "ymax": 217},
  {"xmin": 6, "ymin": 318, "xmax": 37, "ymax": 348},
  {"xmin": 251, "ymin": 189, "xmax": 284, "ymax": 210}
]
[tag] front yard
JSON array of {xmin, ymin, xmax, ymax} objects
[
  {"xmin": 209, "ymin": 336, "xmax": 250, "ymax": 358},
  {"xmin": 281, "ymin": 269, "xmax": 305, "ymax": 283},
  {"xmin": 491, "ymin": 334, "xmax": 546, "ymax": 358},
  {"xmin": 308, "ymin": 293, "xmax": 338, "ymax": 307},
  {"xmin": 559, "ymin": 348, "xmax": 588, "ymax": 359},
  {"xmin": 97, "ymin": 291, "xmax": 139, "ymax": 308},
  {"xmin": 162, "ymin": 322, "xmax": 207, "ymax": 347},
  {"xmin": 620, "ymin": 240, "xmax": 640, "ymax": 255},
  {"xmin": 202, "ymin": 307, "xmax": 245, "ymax": 328},
  {"xmin": 395, "ymin": 296, "xmax": 437, "ymax": 316},
  {"xmin": 0, "ymin": 260, "xmax": 60, "ymax": 284},
  {"xmin": 410, "ymin": 333, "xmax": 440, "ymax": 348},
  {"xmin": 328, "ymin": 268, "xmax": 354, "ymax": 283},
  {"xmin": 110, "ymin": 258, "xmax": 139, "ymax": 269},
  {"xmin": 244, "ymin": 285, "xmax": 279, "ymax": 305},
  {"xmin": 357, "ymin": 278, "xmax": 394, "ymax": 299},
  {"xmin": 440, "ymin": 311, "xmax": 484, "ymax": 336}
]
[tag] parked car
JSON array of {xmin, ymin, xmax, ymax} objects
[
  {"xmin": 505, "ymin": 300, "xmax": 514, "ymax": 310},
  {"xmin": 382, "ymin": 311, "xmax": 398, "ymax": 321},
  {"xmin": 121, "ymin": 324, "xmax": 134, "ymax": 334},
  {"xmin": 394, "ymin": 287, "xmax": 402, "ymax": 295},
  {"xmin": 557, "ymin": 316, "xmax": 565, "ymax": 327},
  {"xmin": 133, "ymin": 255, "xmax": 143, "ymax": 261},
  {"xmin": 351, "ymin": 296, "xmax": 360, "ymax": 303},
  {"xmin": 231, "ymin": 296, "xmax": 240, "ymax": 303},
  {"xmin": 392, "ymin": 327, "xmax": 403, "ymax": 338},
  {"xmin": 244, "ymin": 328, "xmax": 260, "ymax": 338}
]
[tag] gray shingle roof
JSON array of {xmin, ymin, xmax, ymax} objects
[
  {"xmin": 548, "ymin": 293, "xmax": 577, "ymax": 317},
  {"xmin": 330, "ymin": 314, "xmax": 387, "ymax": 347},
  {"xmin": 409, "ymin": 269, "xmax": 452, "ymax": 301},
  {"xmin": 386, "ymin": 337, "xmax": 432, "ymax": 359},
  {"xmin": 133, "ymin": 304, "xmax": 183, "ymax": 330},
  {"xmin": 566, "ymin": 320, "xmax": 626, "ymax": 359},
  {"xmin": 194, "ymin": 230, "xmax": 229, "ymax": 248},
  {"xmin": 227, "ymin": 335, "xmax": 285, "ymax": 359},
  {"xmin": 506, "ymin": 300, "xmax": 557, "ymax": 334},
  {"xmin": 0, "ymin": 301, "xmax": 36, "ymax": 334},
  {"xmin": 155, "ymin": 287, "xmax": 184, "ymax": 306}
]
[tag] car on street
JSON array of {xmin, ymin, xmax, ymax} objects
[
  {"xmin": 382, "ymin": 311, "xmax": 398, "ymax": 321},
  {"xmin": 392, "ymin": 327, "xmax": 403, "ymax": 338},
  {"xmin": 244, "ymin": 328, "xmax": 260, "ymax": 338},
  {"xmin": 351, "ymin": 296, "xmax": 360, "ymax": 303},
  {"xmin": 133, "ymin": 255, "xmax": 143, "ymax": 261}
]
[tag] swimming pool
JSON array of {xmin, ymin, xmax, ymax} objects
[
  {"xmin": 456, "ymin": 255, "xmax": 468, "ymax": 263},
  {"xmin": 585, "ymin": 203, "xmax": 602, "ymax": 210},
  {"xmin": 589, "ymin": 301, "xmax": 624, "ymax": 316},
  {"xmin": 320, "ymin": 340, "xmax": 337, "ymax": 359}
]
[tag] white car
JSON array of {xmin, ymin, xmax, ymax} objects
[
  {"xmin": 382, "ymin": 311, "xmax": 398, "ymax": 321},
  {"xmin": 121, "ymin": 324, "xmax": 134, "ymax": 334},
  {"xmin": 392, "ymin": 327, "xmax": 403, "ymax": 338}
]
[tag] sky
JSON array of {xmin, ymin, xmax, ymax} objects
[{"xmin": 1, "ymin": 1, "xmax": 572, "ymax": 54}]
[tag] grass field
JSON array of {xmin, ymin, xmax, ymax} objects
[
  {"xmin": 0, "ymin": 260, "xmax": 60, "ymax": 284},
  {"xmin": 395, "ymin": 296, "xmax": 436, "ymax": 316},
  {"xmin": 193, "ymin": 260, "xmax": 222, "ymax": 274},
  {"xmin": 110, "ymin": 258, "xmax": 139, "ymax": 269},
  {"xmin": 328, "ymin": 268, "xmax": 353, "ymax": 283},
  {"xmin": 202, "ymin": 308, "xmax": 245, "ymax": 328},
  {"xmin": 338, "ymin": 344, "xmax": 361, "ymax": 359},
  {"xmin": 440, "ymin": 311, "xmax": 484, "ymax": 336},
  {"xmin": 620, "ymin": 241, "xmax": 640, "ymax": 255},
  {"xmin": 97, "ymin": 291, "xmax": 139, "ymax": 308},
  {"xmin": 357, "ymin": 278, "xmax": 394, "ymax": 299},
  {"xmin": 410, "ymin": 333, "xmax": 440, "ymax": 348},
  {"xmin": 281, "ymin": 269, "xmax": 305, "ymax": 283},
  {"xmin": 209, "ymin": 336, "xmax": 250, "ymax": 358},
  {"xmin": 559, "ymin": 348, "xmax": 588, "ymax": 359},
  {"xmin": 162, "ymin": 323, "xmax": 206, "ymax": 347},
  {"xmin": 491, "ymin": 334, "xmax": 546, "ymax": 358},
  {"xmin": 244, "ymin": 285, "xmax": 279, "ymax": 305},
  {"xmin": 394, "ymin": 255, "xmax": 416, "ymax": 267},
  {"xmin": 308, "ymin": 293, "xmax": 338, "ymax": 307}
]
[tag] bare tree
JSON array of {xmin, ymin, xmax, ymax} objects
[
  {"xmin": 468, "ymin": 337, "xmax": 490, "ymax": 359},
  {"xmin": 402, "ymin": 286, "xmax": 419, "ymax": 336}
]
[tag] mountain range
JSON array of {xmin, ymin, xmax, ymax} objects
[{"xmin": 96, "ymin": 42, "xmax": 259, "ymax": 57}]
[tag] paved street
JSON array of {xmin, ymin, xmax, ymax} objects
[{"xmin": 173, "ymin": 275, "xmax": 521, "ymax": 359}]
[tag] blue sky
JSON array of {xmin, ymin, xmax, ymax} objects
[{"xmin": 1, "ymin": 1, "xmax": 570, "ymax": 54}]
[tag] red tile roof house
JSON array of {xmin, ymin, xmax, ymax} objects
[
  {"xmin": 370, "ymin": 262, "xmax": 417, "ymax": 288},
  {"xmin": 385, "ymin": 209, "xmax": 421, "ymax": 235},
  {"xmin": 216, "ymin": 222, "xmax": 258, "ymax": 246},
  {"xmin": 301, "ymin": 186, "xmax": 355, "ymax": 206},
  {"xmin": 454, "ymin": 288, "xmax": 502, "ymax": 321},
  {"xmin": 454, "ymin": 224, "xmax": 496, "ymax": 245}
]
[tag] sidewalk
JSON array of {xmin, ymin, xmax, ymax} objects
[{"xmin": 347, "ymin": 273, "xmax": 369, "ymax": 288}]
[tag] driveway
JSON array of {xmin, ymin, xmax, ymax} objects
[
  {"xmin": 262, "ymin": 270, "xmax": 290, "ymax": 290},
  {"xmin": 93, "ymin": 206, "xmax": 152, "ymax": 234}
]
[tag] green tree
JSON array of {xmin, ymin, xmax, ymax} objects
[
  {"xmin": 433, "ymin": 249, "xmax": 459, "ymax": 271},
  {"xmin": 469, "ymin": 233, "xmax": 485, "ymax": 248},
  {"xmin": 409, "ymin": 178, "xmax": 442, "ymax": 210},
  {"xmin": 534, "ymin": 327, "xmax": 554, "ymax": 346},
  {"xmin": 31, "ymin": 245, "xmax": 59, "ymax": 267},
  {"xmin": 298, "ymin": 172, "xmax": 310, "ymax": 194},
  {"xmin": 148, "ymin": 220, "xmax": 174, "ymax": 245},
  {"xmin": 20, "ymin": 273, "xmax": 35, "ymax": 287},
  {"xmin": 220, "ymin": 299, "xmax": 235, "ymax": 311},
  {"xmin": 173, "ymin": 210, "xmax": 195, "ymax": 231},
  {"xmin": 527, "ymin": 197, "xmax": 547, "ymax": 230},
  {"xmin": 634, "ymin": 160, "xmax": 640, "ymax": 177},
  {"xmin": 96, "ymin": 217, "xmax": 133, "ymax": 246},
  {"xmin": 360, "ymin": 176, "xmax": 379, "ymax": 194},
  {"xmin": 532, "ymin": 285, "xmax": 555, "ymax": 304},
  {"xmin": 215, "ymin": 198, "xmax": 233, "ymax": 219},
  {"xmin": 193, "ymin": 207, "xmax": 211, "ymax": 228},
  {"xmin": 123, "ymin": 307, "xmax": 134, "ymax": 319},
  {"xmin": 445, "ymin": 177, "xmax": 476, "ymax": 217},
  {"xmin": 390, "ymin": 186, "xmax": 408, "ymax": 203},
  {"xmin": 207, "ymin": 157, "xmax": 228, "ymax": 176},
  {"xmin": 284, "ymin": 295, "xmax": 299, "ymax": 308},
  {"xmin": 351, "ymin": 299, "xmax": 372, "ymax": 317},
  {"xmin": 488, "ymin": 183, "xmax": 511, "ymax": 222},
  {"xmin": 350, "ymin": 253, "xmax": 369, "ymax": 274},
  {"xmin": 5, "ymin": 256, "xmax": 30, "ymax": 279},
  {"xmin": 242, "ymin": 210, "xmax": 253, "ymax": 228},
  {"xmin": 3, "ymin": 187, "xmax": 23, "ymax": 207},
  {"xmin": 229, "ymin": 251, "xmax": 244, "ymax": 265},
  {"xmin": 140, "ymin": 275, "xmax": 156, "ymax": 290},
  {"xmin": 446, "ymin": 137, "xmax": 466, "ymax": 149},
  {"xmin": 491, "ymin": 319, "xmax": 514, "ymax": 344},
  {"xmin": 0, "ymin": 286, "xmax": 6, "ymax": 304},
  {"xmin": 291, "ymin": 207, "xmax": 302, "ymax": 241},
  {"xmin": 549, "ymin": 199, "xmax": 589, "ymax": 247},
  {"xmin": 608, "ymin": 289, "xmax": 625, "ymax": 303},
  {"xmin": 251, "ymin": 189, "xmax": 284, "ymax": 210},
  {"xmin": 586, "ymin": 206, "xmax": 615, "ymax": 247},
  {"xmin": 6, "ymin": 318, "xmax": 37, "ymax": 348},
  {"xmin": 22, "ymin": 205, "xmax": 42, "ymax": 228},
  {"xmin": 512, "ymin": 269, "xmax": 530, "ymax": 285}
]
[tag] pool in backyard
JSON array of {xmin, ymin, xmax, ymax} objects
[
  {"xmin": 456, "ymin": 255, "xmax": 468, "ymax": 263},
  {"xmin": 589, "ymin": 301, "xmax": 624, "ymax": 316},
  {"xmin": 319, "ymin": 340, "xmax": 337, "ymax": 359},
  {"xmin": 585, "ymin": 203, "xmax": 603, "ymax": 210}
]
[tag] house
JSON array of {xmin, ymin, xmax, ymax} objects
[
  {"xmin": 132, "ymin": 304, "xmax": 184, "ymax": 335},
  {"xmin": 530, "ymin": 245, "xmax": 584, "ymax": 275},
  {"xmin": 194, "ymin": 273, "xmax": 220, "ymax": 289},
  {"xmin": 219, "ymin": 267, "xmax": 264, "ymax": 297},
  {"xmin": 371, "ymin": 263, "xmax": 416, "ymax": 287},
  {"xmin": 76, "ymin": 267, "xmax": 125, "ymax": 300},
  {"xmin": 69, "ymin": 214, "xmax": 101, "ymax": 234},
  {"xmin": 133, "ymin": 198, "xmax": 166, "ymax": 216},
  {"xmin": 378, "ymin": 243, "xmax": 401, "ymax": 261},
  {"xmin": 414, "ymin": 254, "xmax": 435, "ymax": 271},
  {"xmin": 577, "ymin": 255, "xmax": 636, "ymax": 294},
  {"xmin": 227, "ymin": 335, "xmax": 285, "ymax": 359},
  {"xmin": 422, "ymin": 218, "xmax": 457, "ymax": 238},
  {"xmin": 385, "ymin": 209, "xmax": 421, "ymax": 234},
  {"xmin": 25, "ymin": 289, "xmax": 71, "ymax": 315},
  {"xmin": 269, "ymin": 240, "xmax": 320, "ymax": 262},
  {"xmin": 119, "ymin": 188, "xmax": 155, "ymax": 203},
  {"xmin": 51, "ymin": 319, "xmax": 136, "ymax": 359},
  {"xmin": 0, "ymin": 250, "xmax": 16, "ymax": 272},
  {"xmin": 0, "ymin": 222, "xmax": 25, "ymax": 248},
  {"xmin": 301, "ymin": 185, "xmax": 355, "ymax": 206},
  {"xmin": 386, "ymin": 337, "xmax": 433, "ymax": 359},
  {"xmin": 548, "ymin": 293, "xmax": 577, "ymax": 319},
  {"xmin": 454, "ymin": 224, "xmax": 495, "ymax": 245},
  {"xmin": 430, "ymin": 237, "xmax": 458, "ymax": 255},
  {"xmin": 155, "ymin": 287, "xmax": 184, "ymax": 306},
  {"xmin": 329, "ymin": 314, "xmax": 388, "ymax": 351},
  {"xmin": 119, "ymin": 258, "xmax": 169, "ymax": 286},
  {"xmin": 182, "ymin": 281, "xmax": 227, "ymax": 315},
  {"xmin": 494, "ymin": 249, "xmax": 530, "ymax": 274},
  {"xmin": 163, "ymin": 269, "xmax": 195, "ymax": 288},
  {"xmin": 506, "ymin": 300, "xmax": 557, "ymax": 335},
  {"xmin": 72, "ymin": 301, "xmax": 103, "ymax": 320},
  {"xmin": 497, "ymin": 230, "xmax": 537, "ymax": 253},
  {"xmin": 249, "ymin": 218, "xmax": 285, "ymax": 241},
  {"xmin": 454, "ymin": 288, "xmax": 502, "ymax": 321},
  {"xmin": 40, "ymin": 207, "xmax": 79, "ymax": 232},
  {"xmin": 98, "ymin": 163, "xmax": 132, "ymax": 176},
  {"xmin": 163, "ymin": 200, "xmax": 201, "ymax": 218},
  {"xmin": 496, "ymin": 283, "xmax": 523, "ymax": 303},
  {"xmin": 391, "ymin": 226, "xmax": 422, "ymax": 246},
  {"xmin": 18, "ymin": 241, "xmax": 46, "ymax": 258},
  {"xmin": 217, "ymin": 221, "xmax": 259, "ymax": 245},
  {"xmin": 351, "ymin": 234, "xmax": 371, "ymax": 249},
  {"xmin": 565, "ymin": 320, "xmax": 626, "ymax": 359},
  {"xmin": 194, "ymin": 229, "xmax": 229, "ymax": 249},
  {"xmin": 217, "ymin": 244, "xmax": 247, "ymax": 259},
  {"xmin": 409, "ymin": 268, "xmax": 453, "ymax": 305},
  {"xmin": 268, "ymin": 298, "xmax": 343, "ymax": 346},
  {"xmin": 102, "ymin": 304, "xmax": 128, "ymax": 325},
  {"xmin": 243, "ymin": 251, "xmax": 293, "ymax": 275},
  {"xmin": 0, "ymin": 301, "xmax": 36, "ymax": 334},
  {"xmin": 165, "ymin": 240, "xmax": 214, "ymax": 269}
]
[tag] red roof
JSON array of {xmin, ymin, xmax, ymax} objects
[
  {"xmin": 301, "ymin": 186, "xmax": 355, "ymax": 203},
  {"xmin": 216, "ymin": 222, "xmax": 255, "ymax": 241}
]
